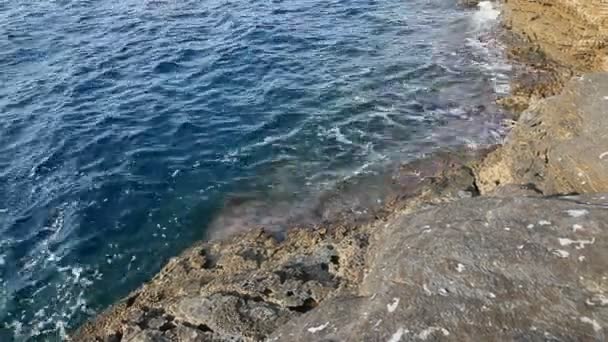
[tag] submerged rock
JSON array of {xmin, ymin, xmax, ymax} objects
[{"xmin": 271, "ymin": 195, "xmax": 608, "ymax": 341}]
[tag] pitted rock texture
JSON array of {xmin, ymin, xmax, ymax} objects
[
  {"xmin": 72, "ymin": 227, "xmax": 367, "ymax": 342},
  {"xmin": 72, "ymin": 155, "xmax": 481, "ymax": 342},
  {"xmin": 477, "ymin": 73, "xmax": 608, "ymax": 195},
  {"xmin": 270, "ymin": 194, "xmax": 608, "ymax": 341},
  {"xmin": 503, "ymin": 0, "xmax": 608, "ymax": 73},
  {"xmin": 497, "ymin": 0, "xmax": 608, "ymax": 113}
]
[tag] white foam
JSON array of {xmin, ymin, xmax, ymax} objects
[
  {"xmin": 328, "ymin": 127, "xmax": 354, "ymax": 145},
  {"xmin": 255, "ymin": 124, "xmax": 303, "ymax": 147},
  {"xmin": 9, "ymin": 262, "xmax": 98, "ymax": 340},
  {"xmin": 474, "ymin": 1, "xmax": 500, "ymax": 26},
  {"xmin": 466, "ymin": 1, "xmax": 512, "ymax": 98}
]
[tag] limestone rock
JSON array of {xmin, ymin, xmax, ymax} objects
[
  {"xmin": 477, "ymin": 73, "xmax": 608, "ymax": 195},
  {"xmin": 503, "ymin": 0, "xmax": 608, "ymax": 73},
  {"xmin": 270, "ymin": 195, "xmax": 608, "ymax": 341}
]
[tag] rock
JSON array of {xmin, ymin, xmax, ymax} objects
[
  {"xmin": 476, "ymin": 73, "xmax": 608, "ymax": 195},
  {"xmin": 270, "ymin": 194, "xmax": 608, "ymax": 341},
  {"xmin": 171, "ymin": 294, "xmax": 291, "ymax": 340},
  {"xmin": 72, "ymin": 155, "xmax": 483, "ymax": 342},
  {"xmin": 457, "ymin": 0, "xmax": 480, "ymax": 8},
  {"xmin": 503, "ymin": 0, "xmax": 608, "ymax": 73}
]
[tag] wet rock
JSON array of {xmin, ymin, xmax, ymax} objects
[
  {"xmin": 477, "ymin": 73, "xmax": 608, "ymax": 195},
  {"xmin": 270, "ymin": 195, "xmax": 608, "ymax": 341}
]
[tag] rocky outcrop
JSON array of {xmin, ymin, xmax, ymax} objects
[
  {"xmin": 503, "ymin": 0, "xmax": 608, "ymax": 73},
  {"xmin": 272, "ymin": 194, "xmax": 608, "ymax": 341},
  {"xmin": 74, "ymin": 189, "xmax": 608, "ymax": 341},
  {"xmin": 476, "ymin": 73, "xmax": 608, "ymax": 195},
  {"xmin": 73, "ymin": 226, "xmax": 367, "ymax": 341},
  {"xmin": 72, "ymin": 157, "xmax": 482, "ymax": 341},
  {"xmin": 72, "ymin": 2, "xmax": 608, "ymax": 341},
  {"xmin": 476, "ymin": 0, "xmax": 608, "ymax": 194},
  {"xmin": 497, "ymin": 0, "xmax": 608, "ymax": 112}
]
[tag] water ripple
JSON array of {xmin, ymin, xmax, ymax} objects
[{"xmin": 0, "ymin": 0, "xmax": 510, "ymax": 340}]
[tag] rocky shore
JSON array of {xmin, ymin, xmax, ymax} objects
[{"xmin": 73, "ymin": 1, "xmax": 608, "ymax": 341}]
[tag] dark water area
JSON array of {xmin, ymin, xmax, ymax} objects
[{"xmin": 0, "ymin": 0, "xmax": 509, "ymax": 339}]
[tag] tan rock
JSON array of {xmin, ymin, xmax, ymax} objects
[
  {"xmin": 477, "ymin": 73, "xmax": 608, "ymax": 195},
  {"xmin": 503, "ymin": 0, "xmax": 608, "ymax": 73}
]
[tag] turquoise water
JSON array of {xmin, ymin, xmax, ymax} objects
[{"xmin": 0, "ymin": 0, "xmax": 509, "ymax": 339}]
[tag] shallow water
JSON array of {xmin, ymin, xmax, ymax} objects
[{"xmin": 0, "ymin": 0, "xmax": 509, "ymax": 339}]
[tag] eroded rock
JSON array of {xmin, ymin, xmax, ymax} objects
[
  {"xmin": 270, "ymin": 195, "xmax": 608, "ymax": 341},
  {"xmin": 477, "ymin": 73, "xmax": 608, "ymax": 195},
  {"xmin": 503, "ymin": 0, "xmax": 608, "ymax": 73},
  {"xmin": 72, "ymin": 155, "xmax": 482, "ymax": 342}
]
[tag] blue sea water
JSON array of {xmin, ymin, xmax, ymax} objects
[{"xmin": 0, "ymin": 0, "xmax": 509, "ymax": 339}]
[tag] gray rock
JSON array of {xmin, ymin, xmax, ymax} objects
[
  {"xmin": 270, "ymin": 195, "xmax": 608, "ymax": 341},
  {"xmin": 72, "ymin": 161, "xmax": 608, "ymax": 341},
  {"xmin": 477, "ymin": 73, "xmax": 608, "ymax": 195},
  {"xmin": 72, "ymin": 153, "xmax": 482, "ymax": 342}
]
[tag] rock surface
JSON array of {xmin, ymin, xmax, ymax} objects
[
  {"xmin": 476, "ymin": 73, "xmax": 608, "ymax": 195},
  {"xmin": 503, "ymin": 0, "xmax": 608, "ymax": 73},
  {"xmin": 271, "ymin": 195, "xmax": 608, "ymax": 341},
  {"xmin": 72, "ymin": 157, "xmax": 482, "ymax": 341}
]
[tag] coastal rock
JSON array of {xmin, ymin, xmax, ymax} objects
[
  {"xmin": 72, "ymin": 227, "xmax": 361, "ymax": 342},
  {"xmin": 72, "ymin": 157, "xmax": 482, "ymax": 341},
  {"xmin": 270, "ymin": 195, "xmax": 608, "ymax": 341},
  {"xmin": 497, "ymin": 0, "xmax": 608, "ymax": 112},
  {"xmin": 74, "ymin": 175, "xmax": 608, "ymax": 341},
  {"xmin": 503, "ymin": 0, "xmax": 608, "ymax": 73},
  {"xmin": 71, "ymin": 2, "xmax": 608, "ymax": 341},
  {"xmin": 477, "ymin": 73, "xmax": 608, "ymax": 195}
]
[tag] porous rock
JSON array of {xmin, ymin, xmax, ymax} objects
[
  {"xmin": 270, "ymin": 195, "xmax": 608, "ymax": 341},
  {"xmin": 477, "ymin": 73, "xmax": 608, "ymax": 195}
]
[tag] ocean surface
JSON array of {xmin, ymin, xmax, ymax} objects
[{"xmin": 0, "ymin": 0, "xmax": 509, "ymax": 340}]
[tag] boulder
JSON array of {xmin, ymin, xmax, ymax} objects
[{"xmin": 270, "ymin": 194, "xmax": 608, "ymax": 341}]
